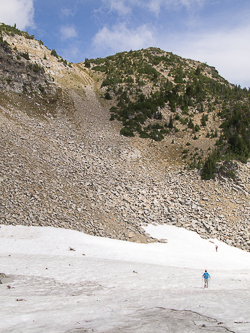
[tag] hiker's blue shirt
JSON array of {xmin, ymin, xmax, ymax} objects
[{"xmin": 203, "ymin": 272, "xmax": 210, "ymax": 279}]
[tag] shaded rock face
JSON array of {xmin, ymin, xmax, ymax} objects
[{"xmin": 0, "ymin": 42, "xmax": 55, "ymax": 95}]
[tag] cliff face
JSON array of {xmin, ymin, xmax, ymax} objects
[
  {"xmin": 0, "ymin": 41, "xmax": 55, "ymax": 95},
  {"xmin": 0, "ymin": 36, "xmax": 77, "ymax": 118}
]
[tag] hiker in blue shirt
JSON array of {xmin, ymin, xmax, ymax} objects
[{"xmin": 202, "ymin": 270, "xmax": 211, "ymax": 288}]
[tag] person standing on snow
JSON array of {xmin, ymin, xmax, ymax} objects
[{"xmin": 202, "ymin": 270, "xmax": 211, "ymax": 288}]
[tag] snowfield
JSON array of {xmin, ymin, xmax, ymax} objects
[{"xmin": 1, "ymin": 224, "xmax": 250, "ymax": 333}]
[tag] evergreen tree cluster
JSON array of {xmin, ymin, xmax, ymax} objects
[{"xmin": 202, "ymin": 95, "xmax": 250, "ymax": 179}]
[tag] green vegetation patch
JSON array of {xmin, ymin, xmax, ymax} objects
[{"xmin": 86, "ymin": 47, "xmax": 250, "ymax": 179}]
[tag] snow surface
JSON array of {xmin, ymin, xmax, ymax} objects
[{"xmin": 1, "ymin": 224, "xmax": 250, "ymax": 332}]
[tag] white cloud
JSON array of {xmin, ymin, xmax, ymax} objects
[
  {"xmin": 177, "ymin": 0, "xmax": 204, "ymax": 7},
  {"xmin": 61, "ymin": 45, "xmax": 81, "ymax": 63},
  {"xmin": 109, "ymin": 0, "xmax": 131, "ymax": 15},
  {"xmin": 147, "ymin": 0, "xmax": 205, "ymax": 15},
  {"xmin": 159, "ymin": 24, "xmax": 250, "ymax": 87},
  {"xmin": 147, "ymin": 0, "xmax": 162, "ymax": 15},
  {"xmin": 0, "ymin": 0, "xmax": 34, "ymax": 30},
  {"xmin": 196, "ymin": 29, "xmax": 250, "ymax": 88},
  {"xmin": 60, "ymin": 25, "xmax": 78, "ymax": 40},
  {"xmin": 92, "ymin": 23, "xmax": 155, "ymax": 54},
  {"xmin": 99, "ymin": 0, "xmax": 205, "ymax": 18},
  {"xmin": 101, "ymin": 0, "xmax": 132, "ymax": 16},
  {"xmin": 60, "ymin": 8, "xmax": 76, "ymax": 18}
]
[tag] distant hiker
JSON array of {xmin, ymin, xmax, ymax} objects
[
  {"xmin": 202, "ymin": 270, "xmax": 211, "ymax": 288},
  {"xmin": 215, "ymin": 245, "xmax": 218, "ymax": 252}
]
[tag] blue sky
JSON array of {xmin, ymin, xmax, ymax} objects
[{"xmin": 1, "ymin": 0, "xmax": 250, "ymax": 87}]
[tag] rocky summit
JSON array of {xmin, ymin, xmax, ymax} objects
[{"xmin": 1, "ymin": 24, "xmax": 250, "ymax": 251}]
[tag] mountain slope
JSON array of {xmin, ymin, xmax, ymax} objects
[
  {"xmin": 85, "ymin": 48, "xmax": 250, "ymax": 178},
  {"xmin": 1, "ymin": 24, "xmax": 250, "ymax": 251}
]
